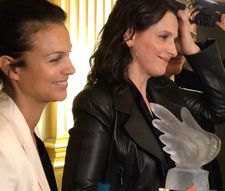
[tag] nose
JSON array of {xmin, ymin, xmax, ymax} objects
[
  {"xmin": 64, "ymin": 57, "xmax": 76, "ymax": 75},
  {"xmin": 168, "ymin": 41, "xmax": 178, "ymax": 58}
]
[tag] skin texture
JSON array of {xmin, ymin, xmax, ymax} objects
[
  {"xmin": 125, "ymin": 11, "xmax": 179, "ymax": 99},
  {"xmin": 13, "ymin": 24, "xmax": 75, "ymax": 104},
  {"xmin": 126, "ymin": 11, "xmax": 178, "ymax": 82}
]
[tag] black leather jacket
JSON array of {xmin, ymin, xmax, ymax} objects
[{"xmin": 62, "ymin": 40, "xmax": 225, "ymax": 191}]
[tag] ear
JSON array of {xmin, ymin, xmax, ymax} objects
[
  {"xmin": 0, "ymin": 56, "xmax": 20, "ymax": 80},
  {"xmin": 123, "ymin": 28, "xmax": 135, "ymax": 47}
]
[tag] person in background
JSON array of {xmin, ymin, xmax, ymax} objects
[{"xmin": 0, "ymin": 0, "xmax": 75, "ymax": 190}]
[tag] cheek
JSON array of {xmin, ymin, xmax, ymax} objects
[
  {"xmin": 141, "ymin": 39, "xmax": 157, "ymax": 52},
  {"xmin": 136, "ymin": 40, "xmax": 159, "ymax": 62},
  {"xmin": 38, "ymin": 69, "xmax": 57, "ymax": 82}
]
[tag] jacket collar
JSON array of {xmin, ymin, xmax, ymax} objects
[{"xmin": 112, "ymin": 83, "xmax": 168, "ymax": 167}]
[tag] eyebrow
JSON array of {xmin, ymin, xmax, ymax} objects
[
  {"xmin": 45, "ymin": 51, "xmax": 65, "ymax": 56},
  {"xmin": 158, "ymin": 30, "xmax": 178, "ymax": 37}
]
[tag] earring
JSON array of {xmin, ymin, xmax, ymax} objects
[
  {"xmin": 136, "ymin": 51, "xmax": 139, "ymax": 57},
  {"xmin": 127, "ymin": 42, "xmax": 132, "ymax": 47},
  {"xmin": 0, "ymin": 80, "xmax": 4, "ymax": 90}
]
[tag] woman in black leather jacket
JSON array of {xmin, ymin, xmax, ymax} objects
[{"xmin": 62, "ymin": 0, "xmax": 225, "ymax": 190}]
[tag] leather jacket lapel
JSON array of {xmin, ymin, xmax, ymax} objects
[
  {"xmin": 124, "ymin": 103, "xmax": 166, "ymax": 163},
  {"xmin": 113, "ymin": 84, "xmax": 167, "ymax": 165}
]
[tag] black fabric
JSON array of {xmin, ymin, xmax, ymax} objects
[
  {"xmin": 34, "ymin": 133, "xmax": 58, "ymax": 191},
  {"xmin": 128, "ymin": 81, "xmax": 175, "ymax": 170}
]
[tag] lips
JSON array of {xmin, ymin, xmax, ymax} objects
[
  {"xmin": 158, "ymin": 56, "xmax": 170, "ymax": 63},
  {"xmin": 52, "ymin": 80, "xmax": 68, "ymax": 88}
]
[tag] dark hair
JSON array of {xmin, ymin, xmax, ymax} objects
[
  {"xmin": 0, "ymin": 0, "xmax": 66, "ymax": 85},
  {"xmin": 87, "ymin": 0, "xmax": 185, "ymax": 85}
]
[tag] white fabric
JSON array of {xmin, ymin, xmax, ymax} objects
[{"xmin": 0, "ymin": 91, "xmax": 50, "ymax": 191}]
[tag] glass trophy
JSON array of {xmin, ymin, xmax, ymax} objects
[{"xmin": 151, "ymin": 103, "xmax": 221, "ymax": 191}]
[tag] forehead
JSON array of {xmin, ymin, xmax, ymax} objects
[
  {"xmin": 154, "ymin": 11, "xmax": 178, "ymax": 28},
  {"xmin": 142, "ymin": 11, "xmax": 178, "ymax": 36},
  {"xmin": 29, "ymin": 24, "xmax": 70, "ymax": 55}
]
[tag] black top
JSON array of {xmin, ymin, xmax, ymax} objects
[{"xmin": 34, "ymin": 133, "xmax": 58, "ymax": 191}]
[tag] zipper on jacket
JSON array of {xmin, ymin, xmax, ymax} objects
[{"xmin": 118, "ymin": 166, "xmax": 124, "ymax": 186}]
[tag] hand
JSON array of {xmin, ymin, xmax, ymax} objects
[
  {"xmin": 216, "ymin": 13, "xmax": 225, "ymax": 31},
  {"xmin": 151, "ymin": 103, "xmax": 221, "ymax": 169},
  {"xmin": 176, "ymin": 9, "xmax": 200, "ymax": 55}
]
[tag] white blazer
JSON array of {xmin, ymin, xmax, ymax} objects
[{"xmin": 0, "ymin": 91, "xmax": 51, "ymax": 191}]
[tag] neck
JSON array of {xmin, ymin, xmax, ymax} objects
[
  {"xmin": 128, "ymin": 63, "xmax": 149, "ymax": 96},
  {"xmin": 18, "ymin": 102, "xmax": 45, "ymax": 133},
  {"xmin": 5, "ymin": 89, "xmax": 46, "ymax": 133},
  {"xmin": 129, "ymin": 76, "xmax": 148, "ymax": 96}
]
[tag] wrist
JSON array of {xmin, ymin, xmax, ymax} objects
[{"xmin": 184, "ymin": 44, "xmax": 200, "ymax": 55}]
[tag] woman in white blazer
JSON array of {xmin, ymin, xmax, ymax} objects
[{"xmin": 0, "ymin": 0, "xmax": 75, "ymax": 190}]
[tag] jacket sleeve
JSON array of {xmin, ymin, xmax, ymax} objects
[
  {"xmin": 62, "ymin": 86, "xmax": 114, "ymax": 191},
  {"xmin": 182, "ymin": 40, "xmax": 225, "ymax": 126}
]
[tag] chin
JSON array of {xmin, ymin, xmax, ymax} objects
[
  {"xmin": 53, "ymin": 93, "xmax": 67, "ymax": 102},
  {"xmin": 153, "ymin": 69, "xmax": 167, "ymax": 77}
]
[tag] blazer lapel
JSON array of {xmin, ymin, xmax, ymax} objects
[
  {"xmin": 0, "ymin": 92, "xmax": 51, "ymax": 191},
  {"xmin": 113, "ymin": 85, "xmax": 167, "ymax": 166}
]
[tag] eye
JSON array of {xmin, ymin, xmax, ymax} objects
[
  {"xmin": 159, "ymin": 35, "xmax": 169, "ymax": 41},
  {"xmin": 49, "ymin": 55, "xmax": 63, "ymax": 63}
]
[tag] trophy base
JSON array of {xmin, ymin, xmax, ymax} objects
[{"xmin": 165, "ymin": 167, "xmax": 209, "ymax": 191}]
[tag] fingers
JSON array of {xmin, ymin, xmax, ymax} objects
[
  {"xmin": 176, "ymin": 9, "xmax": 200, "ymax": 55},
  {"xmin": 177, "ymin": 9, "xmax": 189, "ymax": 23},
  {"xmin": 216, "ymin": 13, "xmax": 225, "ymax": 31}
]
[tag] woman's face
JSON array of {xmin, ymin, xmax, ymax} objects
[
  {"xmin": 127, "ymin": 11, "xmax": 178, "ymax": 79},
  {"xmin": 14, "ymin": 23, "xmax": 75, "ymax": 103}
]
